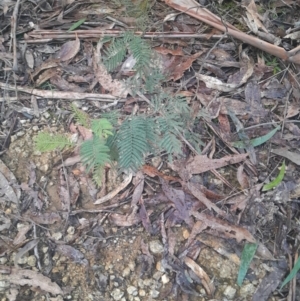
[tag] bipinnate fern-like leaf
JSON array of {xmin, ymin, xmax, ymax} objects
[
  {"xmin": 91, "ymin": 118, "xmax": 113, "ymax": 139},
  {"xmin": 71, "ymin": 104, "xmax": 90, "ymax": 128},
  {"xmin": 35, "ymin": 132, "xmax": 73, "ymax": 152},
  {"xmin": 92, "ymin": 165, "xmax": 105, "ymax": 187},
  {"xmin": 159, "ymin": 133, "xmax": 182, "ymax": 160},
  {"xmin": 116, "ymin": 116, "xmax": 151, "ymax": 171},
  {"xmin": 80, "ymin": 136, "xmax": 110, "ymax": 172},
  {"xmin": 103, "ymin": 37, "xmax": 127, "ymax": 72},
  {"xmin": 128, "ymin": 34, "xmax": 152, "ymax": 73}
]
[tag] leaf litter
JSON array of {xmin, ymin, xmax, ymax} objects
[{"xmin": 0, "ymin": 0, "xmax": 300, "ymax": 300}]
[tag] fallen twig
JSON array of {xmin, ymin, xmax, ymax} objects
[
  {"xmin": 24, "ymin": 29, "xmax": 223, "ymax": 43},
  {"xmin": 164, "ymin": 0, "xmax": 300, "ymax": 64},
  {"xmin": 0, "ymin": 82, "xmax": 125, "ymax": 102},
  {"xmin": 11, "ymin": 0, "xmax": 21, "ymax": 71}
]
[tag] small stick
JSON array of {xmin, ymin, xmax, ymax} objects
[{"xmin": 11, "ymin": 0, "xmax": 22, "ymax": 71}]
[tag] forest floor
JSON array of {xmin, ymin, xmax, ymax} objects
[{"xmin": 1, "ymin": 0, "xmax": 300, "ymax": 300}]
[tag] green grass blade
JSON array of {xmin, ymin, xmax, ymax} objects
[
  {"xmin": 237, "ymin": 243, "xmax": 258, "ymax": 286},
  {"xmin": 280, "ymin": 256, "xmax": 300, "ymax": 289},
  {"xmin": 262, "ymin": 161, "xmax": 285, "ymax": 191},
  {"xmin": 232, "ymin": 126, "xmax": 280, "ymax": 148},
  {"xmin": 67, "ymin": 18, "xmax": 86, "ymax": 31}
]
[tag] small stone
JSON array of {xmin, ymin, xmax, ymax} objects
[
  {"xmin": 137, "ymin": 279, "xmax": 144, "ymax": 288},
  {"xmin": 143, "ymin": 279, "xmax": 152, "ymax": 286},
  {"xmin": 111, "ymin": 288, "xmax": 124, "ymax": 301},
  {"xmin": 128, "ymin": 261, "xmax": 135, "ymax": 271},
  {"xmin": 156, "ymin": 261, "xmax": 165, "ymax": 272},
  {"xmin": 40, "ymin": 164, "xmax": 49, "ymax": 172},
  {"xmin": 0, "ymin": 257, "xmax": 7, "ymax": 264},
  {"xmin": 153, "ymin": 271, "xmax": 163, "ymax": 280},
  {"xmin": 149, "ymin": 240, "xmax": 164, "ymax": 254},
  {"xmin": 67, "ymin": 226, "xmax": 75, "ymax": 235},
  {"xmin": 43, "ymin": 112, "xmax": 50, "ymax": 119},
  {"xmin": 122, "ymin": 267, "xmax": 131, "ymax": 277},
  {"xmin": 32, "ymin": 126, "xmax": 39, "ymax": 132},
  {"xmin": 240, "ymin": 283, "xmax": 255, "ymax": 297},
  {"xmin": 127, "ymin": 286, "xmax": 137, "ymax": 295},
  {"xmin": 161, "ymin": 274, "xmax": 170, "ymax": 284},
  {"xmin": 139, "ymin": 289, "xmax": 146, "ymax": 296},
  {"xmin": 51, "ymin": 232, "xmax": 62, "ymax": 240},
  {"xmin": 151, "ymin": 156, "xmax": 162, "ymax": 168},
  {"xmin": 182, "ymin": 229, "xmax": 190, "ymax": 239},
  {"xmin": 27, "ymin": 255, "xmax": 36, "ymax": 267},
  {"xmin": 223, "ymin": 286, "xmax": 236, "ymax": 299},
  {"xmin": 16, "ymin": 131, "xmax": 25, "ymax": 137},
  {"xmin": 150, "ymin": 289, "xmax": 160, "ymax": 298}
]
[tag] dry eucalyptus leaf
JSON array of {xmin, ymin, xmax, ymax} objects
[
  {"xmin": 0, "ymin": 265, "xmax": 63, "ymax": 295},
  {"xmin": 56, "ymin": 35, "xmax": 80, "ymax": 62}
]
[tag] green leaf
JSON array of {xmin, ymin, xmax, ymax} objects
[
  {"xmin": 237, "ymin": 243, "xmax": 258, "ymax": 286},
  {"xmin": 280, "ymin": 255, "xmax": 300, "ymax": 289},
  {"xmin": 80, "ymin": 136, "xmax": 110, "ymax": 172},
  {"xmin": 117, "ymin": 116, "xmax": 149, "ymax": 171},
  {"xmin": 67, "ymin": 18, "xmax": 86, "ymax": 32},
  {"xmin": 262, "ymin": 161, "xmax": 286, "ymax": 191},
  {"xmin": 232, "ymin": 126, "xmax": 280, "ymax": 148},
  {"xmin": 91, "ymin": 118, "xmax": 113, "ymax": 139},
  {"xmin": 71, "ymin": 104, "xmax": 90, "ymax": 128},
  {"xmin": 35, "ymin": 132, "xmax": 73, "ymax": 152}
]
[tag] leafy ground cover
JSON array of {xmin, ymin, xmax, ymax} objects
[{"xmin": 1, "ymin": 0, "xmax": 300, "ymax": 300}]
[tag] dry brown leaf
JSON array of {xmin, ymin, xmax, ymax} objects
[
  {"xmin": 198, "ymin": 94, "xmax": 266, "ymax": 118},
  {"xmin": 237, "ymin": 165, "xmax": 249, "ymax": 189},
  {"xmin": 0, "ymin": 265, "xmax": 63, "ymax": 295},
  {"xmin": 109, "ymin": 205, "xmax": 140, "ymax": 227},
  {"xmin": 171, "ymin": 153, "xmax": 248, "ymax": 181},
  {"xmin": 272, "ymin": 148, "xmax": 300, "ymax": 165},
  {"xmin": 185, "ymin": 182, "xmax": 226, "ymax": 216},
  {"xmin": 197, "ymin": 234, "xmax": 241, "ymax": 265},
  {"xmin": 161, "ymin": 51, "xmax": 203, "ymax": 81},
  {"xmin": 14, "ymin": 239, "xmax": 38, "ymax": 267},
  {"xmin": 13, "ymin": 224, "xmax": 32, "ymax": 245},
  {"xmin": 56, "ymin": 244, "xmax": 87, "ymax": 265},
  {"xmin": 183, "ymin": 256, "xmax": 215, "ymax": 295},
  {"xmin": 242, "ymin": 0, "xmax": 268, "ymax": 34},
  {"xmin": 56, "ymin": 35, "xmax": 80, "ymax": 62},
  {"xmin": 185, "ymin": 220, "xmax": 207, "ymax": 248},
  {"xmin": 192, "ymin": 211, "xmax": 256, "ymax": 243},
  {"xmin": 50, "ymin": 75, "xmax": 85, "ymax": 92},
  {"xmin": 31, "ymin": 59, "xmax": 59, "ymax": 79},
  {"xmin": 131, "ymin": 171, "xmax": 145, "ymax": 207},
  {"xmin": 94, "ymin": 172, "xmax": 133, "ymax": 205},
  {"xmin": 25, "ymin": 211, "xmax": 61, "ymax": 224}
]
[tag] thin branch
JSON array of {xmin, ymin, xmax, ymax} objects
[{"xmin": 11, "ymin": 0, "xmax": 22, "ymax": 71}]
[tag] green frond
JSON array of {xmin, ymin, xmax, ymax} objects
[
  {"xmin": 91, "ymin": 118, "xmax": 114, "ymax": 139},
  {"xmin": 103, "ymin": 37, "xmax": 127, "ymax": 72},
  {"xmin": 35, "ymin": 132, "xmax": 73, "ymax": 152},
  {"xmin": 101, "ymin": 110, "xmax": 120, "ymax": 126},
  {"xmin": 80, "ymin": 136, "xmax": 110, "ymax": 172},
  {"xmin": 122, "ymin": 0, "xmax": 149, "ymax": 18},
  {"xmin": 128, "ymin": 35, "xmax": 152, "ymax": 73},
  {"xmin": 159, "ymin": 133, "xmax": 182, "ymax": 160},
  {"xmin": 71, "ymin": 104, "xmax": 90, "ymax": 128},
  {"xmin": 116, "ymin": 116, "xmax": 149, "ymax": 171},
  {"xmin": 92, "ymin": 165, "xmax": 105, "ymax": 187},
  {"xmin": 144, "ymin": 69, "xmax": 165, "ymax": 93}
]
